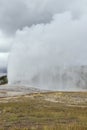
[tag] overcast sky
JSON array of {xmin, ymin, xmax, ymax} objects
[{"xmin": 0, "ymin": 0, "xmax": 87, "ymax": 73}]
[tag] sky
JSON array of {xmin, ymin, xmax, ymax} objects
[{"xmin": 0, "ymin": 0, "xmax": 87, "ymax": 89}]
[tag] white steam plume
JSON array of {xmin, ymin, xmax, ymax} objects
[{"xmin": 7, "ymin": 0, "xmax": 87, "ymax": 90}]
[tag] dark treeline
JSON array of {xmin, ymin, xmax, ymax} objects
[{"xmin": 0, "ymin": 75, "xmax": 8, "ymax": 85}]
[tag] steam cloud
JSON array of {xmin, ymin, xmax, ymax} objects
[{"xmin": 4, "ymin": 0, "xmax": 87, "ymax": 90}]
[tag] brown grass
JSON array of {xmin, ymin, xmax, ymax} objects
[{"xmin": 0, "ymin": 92, "xmax": 87, "ymax": 130}]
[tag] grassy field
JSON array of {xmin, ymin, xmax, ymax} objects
[{"xmin": 0, "ymin": 92, "xmax": 87, "ymax": 130}]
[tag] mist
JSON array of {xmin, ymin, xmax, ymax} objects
[{"xmin": 7, "ymin": 0, "xmax": 87, "ymax": 90}]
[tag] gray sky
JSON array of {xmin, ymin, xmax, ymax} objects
[{"xmin": 0, "ymin": 0, "xmax": 87, "ymax": 72}]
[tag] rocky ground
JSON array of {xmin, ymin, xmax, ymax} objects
[{"xmin": 0, "ymin": 85, "xmax": 45, "ymax": 97}]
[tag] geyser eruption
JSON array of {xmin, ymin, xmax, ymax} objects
[{"xmin": 7, "ymin": 0, "xmax": 87, "ymax": 90}]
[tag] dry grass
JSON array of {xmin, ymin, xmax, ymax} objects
[{"xmin": 0, "ymin": 92, "xmax": 87, "ymax": 130}]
